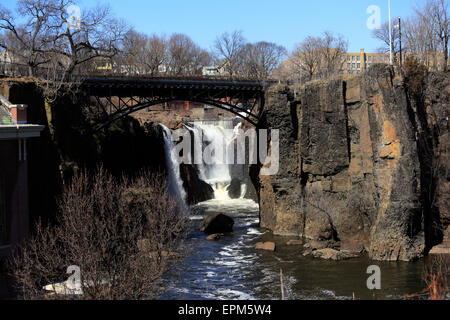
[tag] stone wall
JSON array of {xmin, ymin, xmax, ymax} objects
[{"xmin": 257, "ymin": 65, "xmax": 449, "ymax": 261}]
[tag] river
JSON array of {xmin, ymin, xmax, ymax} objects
[{"xmin": 160, "ymin": 198, "xmax": 426, "ymax": 300}]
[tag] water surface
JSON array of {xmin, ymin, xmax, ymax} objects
[{"xmin": 160, "ymin": 199, "xmax": 426, "ymax": 300}]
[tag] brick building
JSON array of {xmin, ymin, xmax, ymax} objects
[{"xmin": 341, "ymin": 49, "xmax": 391, "ymax": 74}]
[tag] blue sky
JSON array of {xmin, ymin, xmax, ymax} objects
[{"xmin": 2, "ymin": 0, "xmax": 427, "ymax": 53}]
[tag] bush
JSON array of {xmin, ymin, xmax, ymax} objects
[
  {"xmin": 9, "ymin": 168, "xmax": 188, "ymax": 300},
  {"xmin": 404, "ymin": 56, "xmax": 428, "ymax": 98},
  {"xmin": 423, "ymin": 255, "xmax": 449, "ymax": 300}
]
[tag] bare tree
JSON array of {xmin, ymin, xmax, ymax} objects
[
  {"xmin": 46, "ymin": 2, "xmax": 129, "ymax": 78},
  {"xmin": 318, "ymin": 31, "xmax": 348, "ymax": 78},
  {"xmin": 0, "ymin": 0, "xmax": 57, "ymax": 75},
  {"xmin": 403, "ymin": 15, "xmax": 440, "ymax": 70},
  {"xmin": 0, "ymin": 0, "xmax": 129, "ymax": 83},
  {"xmin": 117, "ymin": 29, "xmax": 147, "ymax": 74},
  {"xmin": 372, "ymin": 19, "xmax": 402, "ymax": 56},
  {"xmin": 214, "ymin": 31, "xmax": 246, "ymax": 76},
  {"xmin": 242, "ymin": 41, "xmax": 286, "ymax": 78},
  {"xmin": 10, "ymin": 168, "xmax": 188, "ymax": 300},
  {"xmin": 120, "ymin": 30, "xmax": 168, "ymax": 75},
  {"xmin": 145, "ymin": 35, "xmax": 169, "ymax": 75},
  {"xmin": 289, "ymin": 32, "xmax": 347, "ymax": 82},
  {"xmin": 191, "ymin": 47, "xmax": 212, "ymax": 74},
  {"xmin": 167, "ymin": 33, "xmax": 210, "ymax": 75},
  {"xmin": 415, "ymin": 0, "xmax": 449, "ymax": 71},
  {"xmin": 290, "ymin": 36, "xmax": 322, "ymax": 82}
]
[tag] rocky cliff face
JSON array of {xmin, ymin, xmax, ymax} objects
[
  {"xmin": 257, "ymin": 65, "xmax": 449, "ymax": 261},
  {"xmin": 421, "ymin": 71, "xmax": 450, "ymax": 246}
]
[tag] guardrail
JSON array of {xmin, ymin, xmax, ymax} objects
[{"xmin": 0, "ymin": 62, "xmax": 274, "ymax": 84}]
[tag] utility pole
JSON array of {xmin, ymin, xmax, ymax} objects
[
  {"xmin": 398, "ymin": 16, "xmax": 402, "ymax": 67},
  {"xmin": 389, "ymin": 0, "xmax": 393, "ymax": 66}
]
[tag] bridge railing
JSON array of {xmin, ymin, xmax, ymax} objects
[{"xmin": 0, "ymin": 61, "xmax": 275, "ymax": 84}]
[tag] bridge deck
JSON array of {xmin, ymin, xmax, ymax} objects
[
  {"xmin": 82, "ymin": 76, "xmax": 271, "ymax": 97},
  {"xmin": 81, "ymin": 75, "xmax": 274, "ymax": 130}
]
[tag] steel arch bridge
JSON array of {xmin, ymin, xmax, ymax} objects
[{"xmin": 81, "ymin": 76, "xmax": 273, "ymax": 131}]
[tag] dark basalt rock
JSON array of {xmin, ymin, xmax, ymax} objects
[
  {"xmin": 258, "ymin": 65, "xmax": 450, "ymax": 261},
  {"xmin": 227, "ymin": 178, "xmax": 242, "ymax": 199},
  {"xmin": 179, "ymin": 163, "xmax": 214, "ymax": 205},
  {"xmin": 199, "ymin": 214, "xmax": 234, "ymax": 234}
]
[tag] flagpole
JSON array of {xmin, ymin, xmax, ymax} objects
[{"xmin": 389, "ymin": 0, "xmax": 393, "ymax": 65}]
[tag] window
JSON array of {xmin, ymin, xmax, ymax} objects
[
  {"xmin": 369, "ymin": 56, "xmax": 372, "ymax": 63},
  {"xmin": 357, "ymin": 56, "xmax": 361, "ymax": 62},
  {"xmin": 352, "ymin": 56, "xmax": 355, "ymax": 62},
  {"xmin": 352, "ymin": 63, "xmax": 356, "ymax": 70},
  {"xmin": 347, "ymin": 63, "xmax": 351, "ymax": 70},
  {"xmin": 0, "ymin": 177, "xmax": 8, "ymax": 246},
  {"xmin": 357, "ymin": 63, "xmax": 361, "ymax": 69}
]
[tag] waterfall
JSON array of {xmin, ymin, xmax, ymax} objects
[
  {"xmin": 160, "ymin": 124, "xmax": 187, "ymax": 202},
  {"xmin": 187, "ymin": 119, "xmax": 246, "ymax": 201},
  {"xmin": 161, "ymin": 118, "xmax": 252, "ymax": 204}
]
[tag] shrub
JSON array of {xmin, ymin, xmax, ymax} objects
[
  {"xmin": 423, "ymin": 255, "xmax": 449, "ymax": 300},
  {"xmin": 404, "ymin": 56, "xmax": 428, "ymax": 98},
  {"xmin": 9, "ymin": 167, "xmax": 188, "ymax": 300}
]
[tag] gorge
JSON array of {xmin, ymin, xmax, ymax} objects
[{"xmin": 0, "ymin": 64, "xmax": 448, "ymax": 299}]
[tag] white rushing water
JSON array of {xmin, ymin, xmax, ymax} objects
[
  {"xmin": 162, "ymin": 118, "xmax": 258, "ymax": 211},
  {"xmin": 187, "ymin": 119, "xmax": 247, "ymax": 202},
  {"xmin": 160, "ymin": 124, "xmax": 187, "ymax": 201}
]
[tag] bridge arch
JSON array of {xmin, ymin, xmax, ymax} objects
[
  {"xmin": 82, "ymin": 76, "xmax": 269, "ymax": 132},
  {"xmin": 94, "ymin": 97, "xmax": 261, "ymax": 132}
]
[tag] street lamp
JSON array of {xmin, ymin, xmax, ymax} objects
[
  {"xmin": 389, "ymin": 0, "xmax": 393, "ymax": 65},
  {"xmin": 398, "ymin": 16, "xmax": 402, "ymax": 67}
]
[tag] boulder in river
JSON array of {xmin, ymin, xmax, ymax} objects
[
  {"xmin": 303, "ymin": 240, "xmax": 335, "ymax": 251},
  {"xmin": 199, "ymin": 214, "xmax": 234, "ymax": 234},
  {"xmin": 206, "ymin": 233, "xmax": 225, "ymax": 241},
  {"xmin": 286, "ymin": 240, "xmax": 303, "ymax": 246},
  {"xmin": 255, "ymin": 242, "xmax": 276, "ymax": 252},
  {"xmin": 179, "ymin": 164, "xmax": 214, "ymax": 205},
  {"xmin": 227, "ymin": 178, "xmax": 242, "ymax": 199},
  {"xmin": 311, "ymin": 248, "xmax": 359, "ymax": 261}
]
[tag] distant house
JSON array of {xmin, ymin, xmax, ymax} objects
[
  {"xmin": 92, "ymin": 57, "xmax": 113, "ymax": 73},
  {"xmin": 202, "ymin": 62, "xmax": 231, "ymax": 76},
  {"xmin": 202, "ymin": 66, "xmax": 221, "ymax": 76},
  {"xmin": 0, "ymin": 49, "xmax": 21, "ymax": 65},
  {"xmin": 0, "ymin": 50, "xmax": 23, "ymax": 76},
  {"xmin": 0, "ymin": 95, "xmax": 44, "ymax": 257}
]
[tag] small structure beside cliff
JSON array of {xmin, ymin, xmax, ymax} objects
[{"xmin": 0, "ymin": 94, "xmax": 44, "ymax": 257}]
